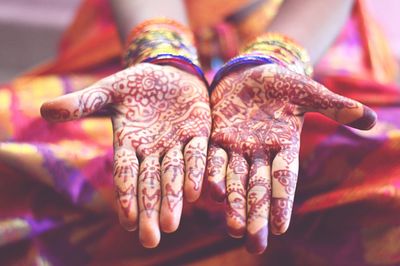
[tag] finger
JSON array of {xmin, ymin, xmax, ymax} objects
[
  {"xmin": 183, "ymin": 137, "xmax": 208, "ymax": 202},
  {"xmin": 138, "ymin": 156, "xmax": 161, "ymax": 248},
  {"xmin": 279, "ymin": 70, "xmax": 377, "ymax": 130},
  {"xmin": 207, "ymin": 145, "xmax": 228, "ymax": 202},
  {"xmin": 40, "ymin": 77, "xmax": 115, "ymax": 122},
  {"xmin": 226, "ymin": 152, "xmax": 248, "ymax": 238},
  {"xmin": 113, "ymin": 147, "xmax": 139, "ymax": 231},
  {"xmin": 245, "ymin": 158, "xmax": 271, "ymax": 254},
  {"xmin": 310, "ymin": 85, "xmax": 377, "ymax": 130},
  {"xmin": 270, "ymin": 144, "xmax": 299, "ymax": 235},
  {"xmin": 160, "ymin": 146, "xmax": 184, "ymax": 233}
]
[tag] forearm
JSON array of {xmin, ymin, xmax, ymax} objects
[
  {"xmin": 110, "ymin": 0, "xmax": 188, "ymax": 41},
  {"xmin": 267, "ymin": 0, "xmax": 354, "ymax": 64}
]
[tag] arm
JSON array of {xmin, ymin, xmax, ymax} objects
[
  {"xmin": 207, "ymin": 0, "xmax": 376, "ymax": 254},
  {"xmin": 110, "ymin": 0, "xmax": 188, "ymax": 40},
  {"xmin": 42, "ymin": 0, "xmax": 211, "ymax": 249},
  {"xmin": 267, "ymin": 0, "xmax": 354, "ymax": 64}
]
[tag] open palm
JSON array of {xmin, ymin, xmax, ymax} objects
[
  {"xmin": 41, "ymin": 63, "xmax": 211, "ymax": 248},
  {"xmin": 207, "ymin": 64, "xmax": 376, "ymax": 253}
]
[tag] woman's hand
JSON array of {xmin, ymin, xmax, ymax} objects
[
  {"xmin": 207, "ymin": 64, "xmax": 376, "ymax": 253},
  {"xmin": 41, "ymin": 63, "xmax": 211, "ymax": 248}
]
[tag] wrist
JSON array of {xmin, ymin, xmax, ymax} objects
[
  {"xmin": 210, "ymin": 33, "xmax": 313, "ymax": 91},
  {"xmin": 123, "ymin": 18, "xmax": 207, "ymax": 85}
]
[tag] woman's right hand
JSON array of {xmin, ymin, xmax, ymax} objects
[
  {"xmin": 41, "ymin": 63, "xmax": 211, "ymax": 248},
  {"xmin": 207, "ymin": 64, "xmax": 376, "ymax": 253}
]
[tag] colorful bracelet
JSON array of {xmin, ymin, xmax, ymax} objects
[
  {"xmin": 210, "ymin": 33, "xmax": 313, "ymax": 92},
  {"xmin": 123, "ymin": 18, "xmax": 207, "ymax": 85}
]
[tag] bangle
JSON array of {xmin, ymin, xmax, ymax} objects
[
  {"xmin": 210, "ymin": 33, "xmax": 313, "ymax": 92},
  {"xmin": 123, "ymin": 18, "xmax": 207, "ymax": 85},
  {"xmin": 243, "ymin": 33, "xmax": 313, "ymax": 76}
]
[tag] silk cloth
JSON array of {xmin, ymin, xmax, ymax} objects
[{"xmin": 0, "ymin": 0, "xmax": 399, "ymax": 265}]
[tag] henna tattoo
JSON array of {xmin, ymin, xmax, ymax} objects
[
  {"xmin": 162, "ymin": 150, "xmax": 183, "ymax": 182},
  {"xmin": 140, "ymin": 157, "xmax": 160, "ymax": 187},
  {"xmin": 165, "ymin": 183, "xmax": 183, "ymax": 212},
  {"xmin": 247, "ymin": 166, "xmax": 271, "ymax": 224},
  {"xmin": 245, "ymin": 162, "xmax": 271, "ymax": 253},
  {"xmin": 116, "ymin": 185, "xmax": 136, "ymax": 217},
  {"xmin": 141, "ymin": 187, "xmax": 161, "ymax": 218},
  {"xmin": 208, "ymin": 154, "xmax": 226, "ymax": 177},
  {"xmin": 112, "ymin": 64, "xmax": 211, "ymax": 157},
  {"xmin": 113, "ymin": 149, "xmax": 139, "ymax": 218},
  {"xmin": 271, "ymin": 198, "xmax": 293, "ymax": 233},
  {"xmin": 272, "ymin": 170, "xmax": 297, "ymax": 195},
  {"xmin": 113, "ymin": 150, "xmax": 139, "ymax": 182},
  {"xmin": 211, "ymin": 65, "xmax": 357, "ymax": 163},
  {"xmin": 108, "ymin": 64, "xmax": 209, "ymax": 228},
  {"xmin": 210, "ymin": 64, "xmax": 362, "ymax": 242},
  {"xmin": 138, "ymin": 156, "xmax": 162, "ymax": 220},
  {"xmin": 79, "ymin": 87, "xmax": 114, "ymax": 116},
  {"xmin": 41, "ymin": 63, "xmax": 211, "ymax": 243},
  {"xmin": 266, "ymin": 74, "xmax": 357, "ymax": 110},
  {"xmin": 185, "ymin": 142, "xmax": 206, "ymax": 191},
  {"xmin": 226, "ymin": 156, "xmax": 248, "ymax": 224}
]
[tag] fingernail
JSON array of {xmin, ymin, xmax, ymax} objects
[
  {"xmin": 209, "ymin": 182, "xmax": 225, "ymax": 202},
  {"xmin": 228, "ymin": 226, "xmax": 246, "ymax": 238},
  {"xmin": 246, "ymin": 226, "xmax": 268, "ymax": 254},
  {"xmin": 120, "ymin": 221, "xmax": 137, "ymax": 232},
  {"xmin": 346, "ymin": 106, "xmax": 377, "ymax": 130},
  {"xmin": 139, "ymin": 223, "xmax": 160, "ymax": 248}
]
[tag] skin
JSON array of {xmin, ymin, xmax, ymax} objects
[
  {"xmin": 109, "ymin": 0, "xmax": 188, "ymax": 41},
  {"xmin": 42, "ymin": 0, "xmax": 360, "ymax": 254},
  {"xmin": 207, "ymin": 64, "xmax": 376, "ymax": 254},
  {"xmin": 41, "ymin": 63, "xmax": 211, "ymax": 248},
  {"xmin": 267, "ymin": 0, "xmax": 355, "ymax": 63}
]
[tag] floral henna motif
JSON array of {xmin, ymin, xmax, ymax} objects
[
  {"xmin": 245, "ymin": 161, "xmax": 271, "ymax": 253},
  {"xmin": 264, "ymin": 73, "xmax": 357, "ymax": 111},
  {"xmin": 247, "ymin": 170, "xmax": 271, "ymax": 224},
  {"xmin": 79, "ymin": 87, "xmax": 114, "ymax": 116},
  {"xmin": 271, "ymin": 198, "xmax": 293, "ymax": 233},
  {"xmin": 272, "ymin": 170, "xmax": 297, "ymax": 195},
  {"xmin": 226, "ymin": 156, "xmax": 248, "ymax": 226},
  {"xmin": 111, "ymin": 64, "xmax": 211, "ymax": 158},
  {"xmin": 207, "ymin": 153, "xmax": 226, "ymax": 177},
  {"xmin": 41, "ymin": 63, "xmax": 211, "ymax": 246},
  {"xmin": 209, "ymin": 64, "xmax": 371, "ymax": 248}
]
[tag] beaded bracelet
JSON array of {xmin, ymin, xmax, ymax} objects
[
  {"xmin": 210, "ymin": 33, "xmax": 313, "ymax": 92},
  {"xmin": 123, "ymin": 18, "xmax": 207, "ymax": 85}
]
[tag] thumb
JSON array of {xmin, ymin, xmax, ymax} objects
[{"xmin": 281, "ymin": 71, "xmax": 377, "ymax": 130}]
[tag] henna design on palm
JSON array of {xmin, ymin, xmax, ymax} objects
[
  {"xmin": 41, "ymin": 63, "xmax": 211, "ymax": 248},
  {"xmin": 207, "ymin": 64, "xmax": 376, "ymax": 254}
]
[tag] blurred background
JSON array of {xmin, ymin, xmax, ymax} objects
[{"xmin": 0, "ymin": 0, "xmax": 399, "ymax": 83}]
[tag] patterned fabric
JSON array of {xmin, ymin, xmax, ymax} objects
[{"xmin": 0, "ymin": 0, "xmax": 399, "ymax": 265}]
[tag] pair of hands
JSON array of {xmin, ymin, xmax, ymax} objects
[{"xmin": 41, "ymin": 63, "xmax": 376, "ymax": 253}]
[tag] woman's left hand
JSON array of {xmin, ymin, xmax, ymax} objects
[{"xmin": 207, "ymin": 64, "xmax": 376, "ymax": 254}]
